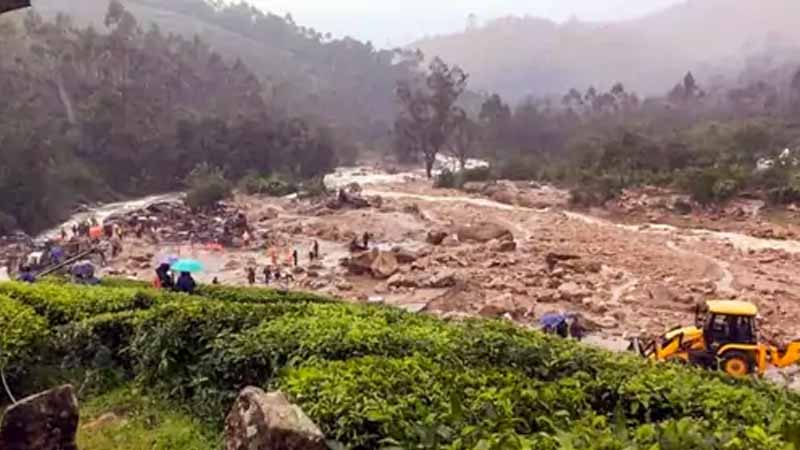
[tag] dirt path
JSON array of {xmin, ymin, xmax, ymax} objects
[{"xmin": 666, "ymin": 240, "xmax": 735, "ymax": 295}]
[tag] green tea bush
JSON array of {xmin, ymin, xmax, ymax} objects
[
  {"xmin": 0, "ymin": 282, "xmax": 160, "ymax": 325},
  {"xmin": 193, "ymin": 284, "xmax": 332, "ymax": 305},
  {"xmin": 0, "ymin": 295, "xmax": 48, "ymax": 369},
  {"xmin": 6, "ymin": 281, "xmax": 800, "ymax": 449},
  {"xmin": 281, "ymin": 356, "xmax": 590, "ymax": 449}
]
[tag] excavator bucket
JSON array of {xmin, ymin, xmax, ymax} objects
[{"xmin": 0, "ymin": 0, "xmax": 30, "ymax": 15}]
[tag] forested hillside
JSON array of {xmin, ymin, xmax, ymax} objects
[
  {"xmin": 28, "ymin": 0, "xmax": 417, "ymax": 138},
  {"xmin": 0, "ymin": 1, "xmax": 352, "ymax": 233}
]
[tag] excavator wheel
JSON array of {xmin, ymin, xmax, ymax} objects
[{"xmin": 720, "ymin": 351, "xmax": 754, "ymax": 378}]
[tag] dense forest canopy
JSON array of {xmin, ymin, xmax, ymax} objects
[
  {"xmin": 29, "ymin": 0, "xmax": 423, "ymax": 141},
  {"xmin": 0, "ymin": 1, "xmax": 351, "ymax": 233}
]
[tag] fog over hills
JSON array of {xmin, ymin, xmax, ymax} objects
[{"xmin": 413, "ymin": 0, "xmax": 800, "ymax": 99}]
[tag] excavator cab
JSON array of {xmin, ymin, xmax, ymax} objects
[{"xmin": 690, "ymin": 301, "xmax": 759, "ymax": 377}]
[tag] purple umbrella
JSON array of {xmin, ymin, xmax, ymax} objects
[{"xmin": 160, "ymin": 255, "xmax": 179, "ymax": 266}]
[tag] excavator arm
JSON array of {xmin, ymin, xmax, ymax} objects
[{"xmin": 767, "ymin": 343, "xmax": 800, "ymax": 369}]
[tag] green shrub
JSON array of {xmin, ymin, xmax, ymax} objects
[
  {"xmin": 185, "ymin": 164, "xmax": 232, "ymax": 209},
  {"xmin": 237, "ymin": 173, "xmax": 298, "ymax": 197},
  {"xmin": 436, "ymin": 167, "xmax": 493, "ymax": 190},
  {"xmin": 678, "ymin": 167, "xmax": 744, "ymax": 205},
  {"xmin": 0, "ymin": 295, "xmax": 48, "ymax": 370},
  {"xmin": 569, "ymin": 174, "xmax": 622, "ymax": 207},
  {"xmin": 434, "ymin": 168, "xmax": 460, "ymax": 189},
  {"xmin": 494, "ymin": 154, "xmax": 540, "ymax": 181}
]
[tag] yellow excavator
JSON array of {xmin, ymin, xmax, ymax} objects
[{"xmin": 629, "ymin": 300, "xmax": 800, "ymax": 378}]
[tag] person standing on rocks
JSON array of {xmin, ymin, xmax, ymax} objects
[
  {"xmin": 246, "ymin": 266, "xmax": 256, "ymax": 285},
  {"xmin": 313, "ymin": 240, "xmax": 320, "ymax": 260},
  {"xmin": 363, "ymin": 232, "xmax": 370, "ymax": 249},
  {"xmin": 269, "ymin": 247, "xmax": 278, "ymax": 266},
  {"xmin": 292, "ymin": 249, "xmax": 299, "ymax": 267},
  {"xmin": 263, "ymin": 266, "xmax": 271, "ymax": 285}
]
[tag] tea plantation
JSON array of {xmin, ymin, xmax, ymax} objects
[{"xmin": 1, "ymin": 280, "xmax": 800, "ymax": 450}]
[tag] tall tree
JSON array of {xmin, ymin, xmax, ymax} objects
[{"xmin": 395, "ymin": 57, "xmax": 468, "ymax": 177}]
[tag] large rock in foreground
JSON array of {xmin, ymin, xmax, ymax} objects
[
  {"xmin": 225, "ymin": 387, "xmax": 326, "ymax": 450},
  {"xmin": 0, "ymin": 385, "xmax": 79, "ymax": 450}
]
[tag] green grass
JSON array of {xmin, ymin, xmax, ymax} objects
[{"xmin": 78, "ymin": 385, "xmax": 219, "ymax": 450}]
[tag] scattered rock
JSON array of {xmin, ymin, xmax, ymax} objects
[
  {"xmin": 441, "ymin": 234, "xmax": 460, "ymax": 247},
  {"xmin": 0, "ymin": 385, "xmax": 79, "ymax": 450},
  {"xmin": 336, "ymin": 280, "xmax": 353, "ymax": 291},
  {"xmin": 423, "ymin": 270, "xmax": 458, "ymax": 288},
  {"xmin": 648, "ymin": 283, "xmax": 678, "ymax": 304},
  {"xmin": 457, "ymin": 222, "xmax": 513, "ymax": 243},
  {"xmin": 392, "ymin": 248, "xmax": 418, "ymax": 264},
  {"xmin": 225, "ymin": 387, "xmax": 326, "ymax": 450},
  {"xmin": 491, "ymin": 239, "xmax": 517, "ymax": 253},
  {"xmin": 545, "ymin": 253, "xmax": 581, "ymax": 271},
  {"xmin": 387, "ymin": 273, "xmax": 418, "ymax": 288},
  {"xmin": 426, "ymin": 230, "xmax": 448, "ymax": 246},
  {"xmin": 478, "ymin": 293, "xmax": 519, "ymax": 318},
  {"xmin": 536, "ymin": 289, "xmax": 561, "ymax": 303},
  {"xmin": 558, "ymin": 281, "xmax": 591, "ymax": 301}
]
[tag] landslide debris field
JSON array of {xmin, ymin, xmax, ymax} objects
[{"xmin": 78, "ymin": 166, "xmax": 800, "ymax": 346}]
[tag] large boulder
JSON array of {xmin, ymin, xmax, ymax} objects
[
  {"xmin": 426, "ymin": 230, "xmax": 448, "ymax": 246},
  {"xmin": 345, "ymin": 250, "xmax": 377, "ymax": 275},
  {"xmin": 457, "ymin": 222, "xmax": 513, "ymax": 243},
  {"xmin": 423, "ymin": 270, "xmax": 458, "ymax": 289},
  {"xmin": 392, "ymin": 248, "xmax": 418, "ymax": 264},
  {"xmin": 0, "ymin": 385, "xmax": 79, "ymax": 450},
  {"xmin": 225, "ymin": 388, "xmax": 326, "ymax": 450},
  {"xmin": 370, "ymin": 251, "xmax": 399, "ymax": 279},
  {"xmin": 387, "ymin": 273, "xmax": 419, "ymax": 288}
]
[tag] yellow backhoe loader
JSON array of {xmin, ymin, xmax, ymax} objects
[{"xmin": 629, "ymin": 300, "xmax": 800, "ymax": 378}]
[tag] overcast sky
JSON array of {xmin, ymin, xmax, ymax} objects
[{"xmin": 251, "ymin": 0, "xmax": 684, "ymax": 47}]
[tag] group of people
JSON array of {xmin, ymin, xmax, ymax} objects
[
  {"xmin": 245, "ymin": 240, "xmax": 322, "ymax": 286},
  {"xmin": 154, "ymin": 263, "xmax": 197, "ymax": 294}
]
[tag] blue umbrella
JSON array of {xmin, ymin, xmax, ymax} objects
[{"xmin": 170, "ymin": 258, "xmax": 204, "ymax": 273}]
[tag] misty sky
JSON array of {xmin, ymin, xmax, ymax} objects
[{"xmin": 252, "ymin": 0, "xmax": 684, "ymax": 47}]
